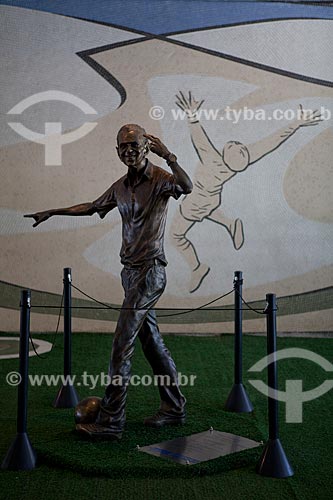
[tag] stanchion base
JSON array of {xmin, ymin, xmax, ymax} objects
[
  {"xmin": 53, "ymin": 384, "xmax": 80, "ymax": 409},
  {"xmin": 224, "ymin": 383, "xmax": 254, "ymax": 413},
  {"xmin": 1, "ymin": 432, "xmax": 36, "ymax": 470},
  {"xmin": 256, "ymin": 438, "xmax": 294, "ymax": 478}
]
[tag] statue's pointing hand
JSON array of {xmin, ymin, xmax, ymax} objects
[{"xmin": 24, "ymin": 211, "xmax": 51, "ymax": 228}]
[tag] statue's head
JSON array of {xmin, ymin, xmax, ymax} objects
[
  {"xmin": 116, "ymin": 124, "xmax": 149, "ymax": 168},
  {"xmin": 222, "ymin": 141, "xmax": 250, "ymax": 172}
]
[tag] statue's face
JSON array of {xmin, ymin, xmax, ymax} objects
[{"xmin": 117, "ymin": 127, "xmax": 148, "ymax": 168}]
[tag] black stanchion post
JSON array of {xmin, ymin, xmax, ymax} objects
[
  {"xmin": 64, "ymin": 266, "xmax": 72, "ymax": 380},
  {"xmin": 53, "ymin": 268, "xmax": 80, "ymax": 408},
  {"xmin": 256, "ymin": 293, "xmax": 293, "ymax": 478},
  {"xmin": 1, "ymin": 290, "xmax": 36, "ymax": 470},
  {"xmin": 224, "ymin": 271, "xmax": 253, "ymax": 412}
]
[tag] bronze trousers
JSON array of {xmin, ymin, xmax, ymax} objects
[{"xmin": 96, "ymin": 262, "xmax": 186, "ymax": 431}]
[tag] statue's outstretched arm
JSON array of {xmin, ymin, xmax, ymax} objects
[{"xmin": 24, "ymin": 202, "xmax": 97, "ymax": 228}]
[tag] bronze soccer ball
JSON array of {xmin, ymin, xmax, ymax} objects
[{"xmin": 74, "ymin": 396, "xmax": 102, "ymax": 424}]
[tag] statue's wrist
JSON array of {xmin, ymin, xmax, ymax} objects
[{"xmin": 164, "ymin": 152, "xmax": 177, "ymax": 165}]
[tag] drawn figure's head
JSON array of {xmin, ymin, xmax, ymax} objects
[
  {"xmin": 222, "ymin": 141, "xmax": 250, "ymax": 172},
  {"xmin": 117, "ymin": 124, "xmax": 149, "ymax": 168}
]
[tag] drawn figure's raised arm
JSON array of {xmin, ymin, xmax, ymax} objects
[{"xmin": 175, "ymin": 91, "xmax": 222, "ymax": 166}]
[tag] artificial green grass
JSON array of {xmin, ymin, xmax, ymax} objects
[{"xmin": 1, "ymin": 334, "xmax": 332, "ymax": 499}]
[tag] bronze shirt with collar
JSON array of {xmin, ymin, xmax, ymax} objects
[{"xmin": 93, "ymin": 160, "xmax": 184, "ymax": 267}]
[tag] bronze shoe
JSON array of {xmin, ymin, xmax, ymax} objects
[
  {"xmin": 143, "ymin": 411, "xmax": 186, "ymax": 428},
  {"xmin": 75, "ymin": 422, "xmax": 122, "ymax": 440}
]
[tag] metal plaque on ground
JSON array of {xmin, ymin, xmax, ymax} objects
[{"xmin": 139, "ymin": 430, "xmax": 261, "ymax": 465}]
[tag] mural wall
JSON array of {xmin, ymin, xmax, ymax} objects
[{"xmin": 1, "ymin": 1, "xmax": 332, "ymax": 333}]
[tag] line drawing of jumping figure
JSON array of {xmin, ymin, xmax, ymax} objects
[{"xmin": 171, "ymin": 91, "xmax": 322, "ymax": 293}]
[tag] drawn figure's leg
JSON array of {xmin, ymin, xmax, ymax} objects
[
  {"xmin": 170, "ymin": 207, "xmax": 210, "ymax": 293},
  {"xmin": 207, "ymin": 208, "xmax": 244, "ymax": 250}
]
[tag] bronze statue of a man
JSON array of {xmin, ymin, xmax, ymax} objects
[{"xmin": 25, "ymin": 124, "xmax": 193, "ymax": 440}]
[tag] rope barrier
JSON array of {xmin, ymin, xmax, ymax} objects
[
  {"xmin": 70, "ymin": 283, "xmax": 238, "ymax": 316},
  {"xmin": 70, "ymin": 282, "xmax": 267, "ymax": 317},
  {"xmin": 30, "ymin": 282, "xmax": 236, "ymax": 316},
  {"xmin": 31, "ymin": 305, "xmax": 240, "ymax": 310},
  {"xmin": 156, "ymin": 289, "xmax": 235, "ymax": 317},
  {"xmin": 28, "ymin": 282, "xmax": 266, "ymax": 317},
  {"xmin": 10, "ymin": 272, "xmax": 269, "ymax": 365},
  {"xmin": 28, "ymin": 288, "xmax": 64, "ymax": 360},
  {"xmin": 234, "ymin": 288, "xmax": 267, "ymax": 315},
  {"xmin": 8, "ymin": 272, "xmax": 269, "ymax": 375}
]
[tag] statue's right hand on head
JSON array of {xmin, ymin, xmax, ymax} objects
[{"xmin": 24, "ymin": 211, "xmax": 51, "ymax": 228}]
